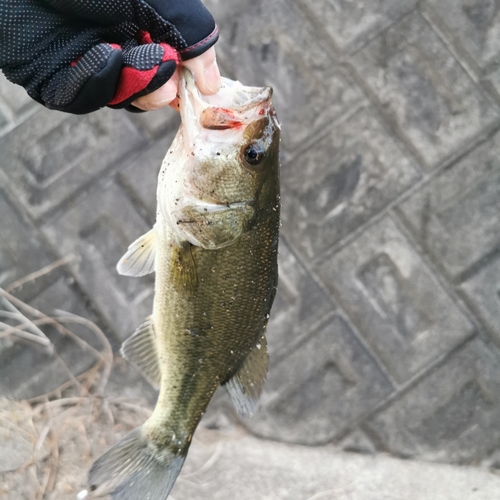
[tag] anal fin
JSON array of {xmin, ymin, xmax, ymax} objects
[
  {"xmin": 121, "ymin": 317, "xmax": 161, "ymax": 389},
  {"xmin": 117, "ymin": 226, "xmax": 157, "ymax": 277},
  {"xmin": 225, "ymin": 335, "xmax": 268, "ymax": 418}
]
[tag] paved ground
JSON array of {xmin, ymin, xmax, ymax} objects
[
  {"xmin": 3, "ymin": 390, "xmax": 499, "ymax": 500},
  {"xmin": 1, "ymin": 0, "xmax": 500, "ymax": 494},
  {"xmin": 172, "ymin": 427, "xmax": 500, "ymax": 500}
]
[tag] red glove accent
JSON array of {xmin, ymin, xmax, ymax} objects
[
  {"xmin": 108, "ymin": 38, "xmax": 180, "ymax": 107},
  {"xmin": 109, "ymin": 66, "xmax": 159, "ymax": 105}
]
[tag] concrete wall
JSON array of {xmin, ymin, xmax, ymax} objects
[{"xmin": 1, "ymin": 0, "xmax": 500, "ymax": 467}]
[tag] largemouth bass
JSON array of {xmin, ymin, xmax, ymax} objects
[{"xmin": 88, "ymin": 68, "xmax": 280, "ymax": 499}]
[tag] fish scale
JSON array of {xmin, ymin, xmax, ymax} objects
[{"xmin": 88, "ymin": 68, "xmax": 280, "ymax": 499}]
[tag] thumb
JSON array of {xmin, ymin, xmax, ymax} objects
[{"xmin": 182, "ymin": 47, "xmax": 220, "ymax": 95}]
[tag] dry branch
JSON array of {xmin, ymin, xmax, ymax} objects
[{"xmin": 0, "ymin": 262, "xmax": 124, "ymax": 499}]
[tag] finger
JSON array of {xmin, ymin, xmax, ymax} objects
[
  {"xmin": 182, "ymin": 47, "xmax": 220, "ymax": 95},
  {"xmin": 132, "ymin": 66, "xmax": 181, "ymax": 110}
]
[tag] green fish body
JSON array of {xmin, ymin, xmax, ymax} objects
[{"xmin": 89, "ymin": 69, "xmax": 280, "ymax": 499}]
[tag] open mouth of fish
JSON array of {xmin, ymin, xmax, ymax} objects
[{"xmin": 179, "ymin": 68, "xmax": 275, "ymax": 142}]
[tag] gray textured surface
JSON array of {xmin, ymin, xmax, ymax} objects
[
  {"xmin": 1, "ymin": 0, "xmax": 500, "ymax": 476},
  {"xmin": 170, "ymin": 427, "xmax": 500, "ymax": 500}
]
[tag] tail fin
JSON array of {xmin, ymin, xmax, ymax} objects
[{"xmin": 88, "ymin": 426, "xmax": 187, "ymax": 500}]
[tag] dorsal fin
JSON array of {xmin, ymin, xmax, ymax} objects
[
  {"xmin": 117, "ymin": 227, "xmax": 157, "ymax": 277},
  {"xmin": 225, "ymin": 335, "xmax": 268, "ymax": 418},
  {"xmin": 121, "ymin": 317, "xmax": 161, "ymax": 388}
]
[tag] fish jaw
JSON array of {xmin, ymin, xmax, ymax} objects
[{"xmin": 179, "ymin": 67, "xmax": 275, "ymax": 146}]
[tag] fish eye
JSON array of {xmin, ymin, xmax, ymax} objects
[{"xmin": 243, "ymin": 143, "xmax": 264, "ymax": 167}]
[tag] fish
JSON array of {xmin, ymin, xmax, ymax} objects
[{"xmin": 88, "ymin": 68, "xmax": 281, "ymax": 499}]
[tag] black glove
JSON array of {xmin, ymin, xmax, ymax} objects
[{"xmin": 0, "ymin": 0, "xmax": 218, "ymax": 114}]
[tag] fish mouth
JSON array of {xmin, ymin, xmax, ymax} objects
[{"xmin": 179, "ymin": 68, "xmax": 274, "ymax": 139}]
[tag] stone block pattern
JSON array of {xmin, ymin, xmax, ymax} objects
[
  {"xmin": 421, "ymin": 0, "xmax": 500, "ymax": 103},
  {"xmin": 352, "ymin": 10, "xmax": 499, "ymax": 170},
  {"xmin": 1, "ymin": 0, "xmax": 500, "ymax": 467},
  {"xmin": 366, "ymin": 338, "xmax": 500, "ymax": 464},
  {"xmin": 316, "ymin": 216, "xmax": 474, "ymax": 385},
  {"xmin": 294, "ymin": 0, "xmax": 418, "ymax": 54},
  {"xmin": 460, "ymin": 254, "xmax": 500, "ymax": 347},
  {"xmin": 0, "ymin": 73, "xmax": 38, "ymax": 135},
  {"xmin": 280, "ymin": 105, "xmax": 420, "ymax": 260},
  {"xmin": 246, "ymin": 314, "xmax": 394, "ymax": 445},
  {"xmin": 397, "ymin": 129, "xmax": 500, "ymax": 279},
  {"xmin": 0, "ymin": 104, "xmax": 146, "ymax": 220}
]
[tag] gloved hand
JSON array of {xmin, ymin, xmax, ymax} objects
[{"xmin": 0, "ymin": 0, "xmax": 219, "ymax": 114}]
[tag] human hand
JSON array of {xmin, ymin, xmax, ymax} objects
[
  {"xmin": 0, "ymin": 0, "xmax": 219, "ymax": 114},
  {"xmin": 132, "ymin": 46, "xmax": 220, "ymax": 111}
]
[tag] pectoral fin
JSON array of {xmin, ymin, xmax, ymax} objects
[
  {"xmin": 170, "ymin": 243, "xmax": 198, "ymax": 292},
  {"xmin": 117, "ymin": 227, "xmax": 157, "ymax": 277},
  {"xmin": 121, "ymin": 317, "xmax": 161, "ymax": 388},
  {"xmin": 225, "ymin": 335, "xmax": 268, "ymax": 418}
]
